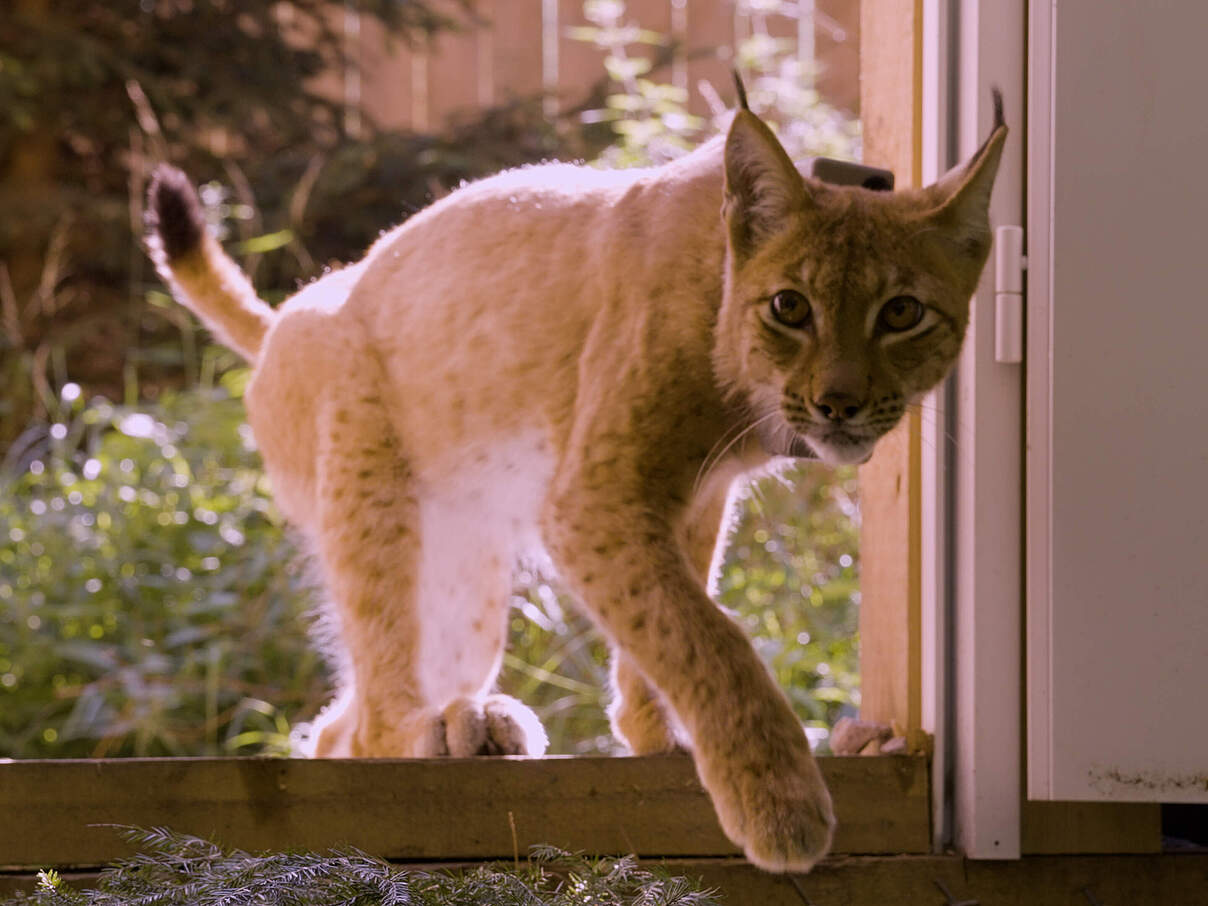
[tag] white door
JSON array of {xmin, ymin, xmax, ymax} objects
[{"xmin": 1026, "ymin": 0, "xmax": 1208, "ymax": 802}]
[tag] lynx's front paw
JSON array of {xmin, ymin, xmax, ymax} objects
[{"xmin": 701, "ymin": 740, "xmax": 836, "ymax": 872}]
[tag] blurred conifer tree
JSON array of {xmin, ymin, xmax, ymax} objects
[{"xmin": 0, "ymin": 0, "xmax": 583, "ymax": 445}]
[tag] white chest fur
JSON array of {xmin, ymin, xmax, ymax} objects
[{"xmin": 412, "ymin": 432, "xmax": 555, "ymax": 704}]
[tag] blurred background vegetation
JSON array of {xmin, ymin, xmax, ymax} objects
[{"xmin": 0, "ymin": 0, "xmax": 861, "ymax": 758}]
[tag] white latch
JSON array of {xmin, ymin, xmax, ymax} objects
[{"xmin": 994, "ymin": 225, "xmax": 1026, "ymax": 364}]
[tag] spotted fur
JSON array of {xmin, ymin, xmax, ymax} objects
[{"xmin": 147, "ymin": 100, "xmax": 1006, "ymax": 873}]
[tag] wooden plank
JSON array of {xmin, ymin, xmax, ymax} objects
[
  {"xmin": 0, "ymin": 755, "xmax": 928, "ymax": 867},
  {"xmin": 628, "ymin": 0, "xmax": 673, "ymax": 88},
  {"xmin": 763, "ymin": 4, "xmax": 798, "ymax": 45},
  {"xmin": 686, "ymin": 853, "xmax": 1208, "ymax": 906},
  {"xmin": 426, "ymin": 19, "xmax": 482, "ymax": 127},
  {"xmin": 856, "ymin": 417, "xmax": 922, "ymax": 732},
  {"xmin": 357, "ymin": 15, "xmax": 415, "ymax": 131},
  {"xmin": 855, "ymin": 0, "xmax": 922, "ymax": 734},
  {"xmin": 858, "ymin": 0, "xmax": 920, "ymax": 181},
  {"xmin": 1022, "ymin": 801, "xmax": 1162, "ymax": 855},
  {"xmin": 556, "ymin": 0, "xmax": 607, "ymax": 110},
  {"xmin": 683, "ymin": 0, "xmax": 732, "ymax": 116},
  {"xmin": 489, "ymin": 0, "xmax": 545, "ymax": 100},
  {"xmin": 814, "ymin": 0, "xmax": 860, "ymax": 115}
]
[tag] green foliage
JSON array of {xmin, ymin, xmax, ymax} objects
[
  {"xmin": 500, "ymin": 577, "xmax": 618, "ymax": 756},
  {"xmin": 0, "ymin": 380, "xmax": 327, "ymax": 757},
  {"xmin": 730, "ymin": 1, "xmax": 862, "ymax": 161},
  {"xmin": 719, "ymin": 465, "xmax": 861, "ymax": 733},
  {"xmin": 1, "ymin": 0, "xmax": 862, "ymax": 759},
  {"xmin": 1, "ymin": 827, "xmax": 721, "ymax": 906},
  {"xmin": 2, "ymin": 3, "xmax": 597, "ymax": 757},
  {"xmin": 573, "ymin": 0, "xmax": 706, "ymax": 166},
  {"xmin": 573, "ymin": 0, "xmax": 860, "ymax": 167}
]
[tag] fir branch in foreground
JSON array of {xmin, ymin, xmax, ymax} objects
[{"xmin": 3, "ymin": 828, "xmax": 722, "ymax": 906}]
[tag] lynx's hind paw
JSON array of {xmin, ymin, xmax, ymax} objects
[
  {"xmin": 443, "ymin": 695, "xmax": 548, "ymax": 756},
  {"xmin": 483, "ymin": 694, "xmax": 548, "ymax": 755},
  {"xmin": 442, "ymin": 698, "xmax": 489, "ymax": 756}
]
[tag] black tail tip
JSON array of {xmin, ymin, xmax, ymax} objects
[
  {"xmin": 991, "ymin": 86, "xmax": 1005, "ymax": 130},
  {"xmin": 147, "ymin": 164, "xmax": 205, "ymax": 261}
]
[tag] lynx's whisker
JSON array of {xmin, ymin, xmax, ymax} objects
[{"xmin": 692, "ymin": 409, "xmax": 780, "ymax": 499}]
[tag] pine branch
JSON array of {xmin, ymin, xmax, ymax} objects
[{"xmin": 2, "ymin": 828, "xmax": 721, "ymax": 906}]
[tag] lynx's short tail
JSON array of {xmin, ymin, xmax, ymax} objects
[{"xmin": 145, "ymin": 165, "xmax": 275, "ymax": 361}]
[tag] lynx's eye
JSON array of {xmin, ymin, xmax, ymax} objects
[
  {"xmin": 879, "ymin": 295, "xmax": 925, "ymax": 332},
  {"xmin": 770, "ymin": 290, "xmax": 811, "ymax": 328}
]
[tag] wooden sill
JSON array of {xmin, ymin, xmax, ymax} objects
[
  {"xmin": 0, "ymin": 754, "xmax": 928, "ymax": 869},
  {"xmin": 688, "ymin": 853, "xmax": 1208, "ymax": 906}
]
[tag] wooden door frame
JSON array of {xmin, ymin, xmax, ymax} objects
[{"xmin": 856, "ymin": 0, "xmax": 924, "ymax": 746}]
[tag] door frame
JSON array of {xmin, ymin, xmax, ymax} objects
[{"xmin": 920, "ymin": 0, "xmax": 1027, "ymax": 860}]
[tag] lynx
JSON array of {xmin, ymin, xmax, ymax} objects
[{"xmin": 147, "ymin": 89, "xmax": 1005, "ymax": 872}]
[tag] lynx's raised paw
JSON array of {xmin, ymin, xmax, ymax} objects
[
  {"xmin": 702, "ymin": 745, "xmax": 836, "ymax": 872},
  {"xmin": 443, "ymin": 695, "xmax": 548, "ymax": 756}
]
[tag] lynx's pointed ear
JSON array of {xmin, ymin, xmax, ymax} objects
[
  {"xmin": 724, "ymin": 109, "xmax": 808, "ymax": 257},
  {"xmin": 925, "ymin": 88, "xmax": 1008, "ymax": 258}
]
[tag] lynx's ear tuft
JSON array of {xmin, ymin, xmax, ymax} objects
[
  {"xmin": 925, "ymin": 88, "xmax": 1008, "ymax": 258},
  {"xmin": 146, "ymin": 164, "xmax": 206, "ymax": 263},
  {"xmin": 732, "ymin": 68, "xmax": 750, "ymax": 111},
  {"xmin": 992, "ymin": 85, "xmax": 1005, "ymax": 131},
  {"xmin": 723, "ymin": 110, "xmax": 807, "ymax": 257}
]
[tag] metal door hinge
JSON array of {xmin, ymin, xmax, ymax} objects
[{"xmin": 994, "ymin": 225, "xmax": 1026, "ymax": 364}]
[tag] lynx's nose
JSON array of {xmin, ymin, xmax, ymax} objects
[{"xmin": 813, "ymin": 391, "xmax": 865, "ymax": 422}]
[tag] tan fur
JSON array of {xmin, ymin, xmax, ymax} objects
[
  {"xmin": 158, "ymin": 241, "xmax": 274, "ymax": 361},
  {"xmin": 151, "ymin": 106, "xmax": 1005, "ymax": 872}
]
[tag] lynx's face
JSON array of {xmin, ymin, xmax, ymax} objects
[{"xmin": 715, "ymin": 106, "xmax": 1006, "ymax": 465}]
